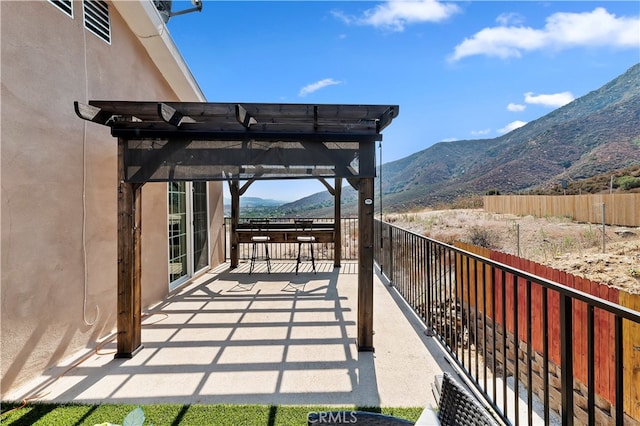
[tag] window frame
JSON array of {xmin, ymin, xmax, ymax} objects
[
  {"xmin": 49, "ymin": 0, "xmax": 73, "ymax": 18},
  {"xmin": 83, "ymin": 0, "xmax": 111, "ymax": 44}
]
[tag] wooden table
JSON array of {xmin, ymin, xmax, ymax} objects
[{"xmin": 236, "ymin": 222, "xmax": 335, "ymax": 244}]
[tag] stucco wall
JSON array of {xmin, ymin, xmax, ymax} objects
[{"xmin": 1, "ymin": 1, "xmax": 223, "ymax": 394}]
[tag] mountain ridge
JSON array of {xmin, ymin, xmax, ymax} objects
[{"xmin": 277, "ymin": 63, "xmax": 640, "ymax": 216}]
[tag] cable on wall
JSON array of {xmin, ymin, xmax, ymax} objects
[{"xmin": 81, "ymin": 22, "xmax": 98, "ymax": 327}]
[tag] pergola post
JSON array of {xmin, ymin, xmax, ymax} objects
[
  {"xmin": 334, "ymin": 177, "xmax": 342, "ymax": 267},
  {"xmin": 116, "ymin": 138, "xmax": 143, "ymax": 358},
  {"xmin": 230, "ymin": 180, "xmax": 240, "ymax": 268},
  {"xmin": 357, "ymin": 177, "xmax": 375, "ymax": 351}
]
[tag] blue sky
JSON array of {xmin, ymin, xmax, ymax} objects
[{"xmin": 166, "ymin": 1, "xmax": 640, "ymax": 202}]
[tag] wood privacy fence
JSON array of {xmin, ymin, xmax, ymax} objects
[
  {"xmin": 456, "ymin": 241, "xmax": 640, "ymax": 421},
  {"xmin": 484, "ymin": 194, "xmax": 640, "ymax": 227}
]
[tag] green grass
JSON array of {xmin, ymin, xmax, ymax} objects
[{"xmin": 1, "ymin": 402, "xmax": 423, "ymax": 426}]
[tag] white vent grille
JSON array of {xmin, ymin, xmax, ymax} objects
[
  {"xmin": 49, "ymin": 0, "xmax": 73, "ymax": 17},
  {"xmin": 83, "ymin": 0, "xmax": 111, "ymax": 44}
]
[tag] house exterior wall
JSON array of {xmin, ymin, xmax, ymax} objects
[{"xmin": 1, "ymin": 1, "xmax": 224, "ymax": 394}]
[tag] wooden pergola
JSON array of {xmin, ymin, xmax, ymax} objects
[{"xmin": 75, "ymin": 100, "xmax": 399, "ymax": 357}]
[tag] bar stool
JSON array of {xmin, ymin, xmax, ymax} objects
[
  {"xmin": 249, "ymin": 219, "xmax": 271, "ymax": 274},
  {"xmin": 295, "ymin": 219, "xmax": 316, "ymax": 274}
]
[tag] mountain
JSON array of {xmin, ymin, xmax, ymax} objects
[
  {"xmin": 224, "ymin": 197, "xmax": 286, "ymax": 208},
  {"xmin": 279, "ymin": 63, "xmax": 640, "ymax": 215}
]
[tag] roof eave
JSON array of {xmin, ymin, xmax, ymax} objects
[{"xmin": 111, "ymin": 1, "xmax": 205, "ymax": 102}]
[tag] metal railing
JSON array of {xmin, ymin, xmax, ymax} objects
[
  {"xmin": 374, "ymin": 219, "xmax": 640, "ymax": 426},
  {"xmin": 223, "ymin": 217, "xmax": 359, "ymax": 261}
]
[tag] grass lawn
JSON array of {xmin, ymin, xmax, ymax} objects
[{"xmin": 1, "ymin": 402, "xmax": 424, "ymax": 425}]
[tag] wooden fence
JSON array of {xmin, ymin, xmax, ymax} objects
[
  {"xmin": 456, "ymin": 241, "xmax": 640, "ymax": 420},
  {"xmin": 484, "ymin": 194, "xmax": 640, "ymax": 227}
]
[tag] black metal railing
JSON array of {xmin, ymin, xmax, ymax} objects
[
  {"xmin": 374, "ymin": 219, "xmax": 640, "ymax": 426},
  {"xmin": 223, "ymin": 217, "xmax": 359, "ymax": 261}
]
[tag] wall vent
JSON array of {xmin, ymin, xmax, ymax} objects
[
  {"xmin": 49, "ymin": 0, "xmax": 73, "ymax": 17},
  {"xmin": 83, "ymin": 0, "xmax": 111, "ymax": 44}
]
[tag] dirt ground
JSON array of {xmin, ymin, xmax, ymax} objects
[{"xmin": 385, "ymin": 209, "xmax": 640, "ymax": 294}]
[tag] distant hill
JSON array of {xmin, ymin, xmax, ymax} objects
[
  {"xmin": 223, "ymin": 196, "xmax": 288, "ymax": 217},
  {"xmin": 224, "ymin": 197, "xmax": 286, "ymax": 208},
  {"xmin": 279, "ymin": 63, "xmax": 640, "ymax": 216}
]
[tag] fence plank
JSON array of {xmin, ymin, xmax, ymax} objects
[
  {"xmin": 619, "ymin": 291, "xmax": 640, "ymax": 420},
  {"xmin": 549, "ymin": 268, "xmax": 562, "ymax": 365},
  {"xmin": 594, "ymin": 283, "xmax": 612, "ymax": 402},
  {"xmin": 531, "ymin": 262, "xmax": 544, "ymax": 356},
  {"xmin": 608, "ymin": 286, "xmax": 620, "ymax": 407},
  {"xmin": 572, "ymin": 277, "xmax": 589, "ymax": 390}
]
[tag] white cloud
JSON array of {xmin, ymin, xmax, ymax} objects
[
  {"xmin": 331, "ymin": 10, "xmax": 353, "ymax": 25},
  {"xmin": 507, "ymin": 103, "xmax": 526, "ymax": 112},
  {"xmin": 441, "ymin": 137, "xmax": 458, "ymax": 142},
  {"xmin": 496, "ymin": 12, "xmax": 524, "ymax": 26},
  {"xmin": 471, "ymin": 128, "xmax": 491, "ymax": 136},
  {"xmin": 450, "ymin": 7, "xmax": 640, "ymax": 61},
  {"xmin": 499, "ymin": 120, "xmax": 528, "ymax": 134},
  {"xmin": 298, "ymin": 78, "xmax": 342, "ymax": 97},
  {"xmin": 334, "ymin": 0, "xmax": 460, "ymax": 32},
  {"xmin": 524, "ymin": 91, "xmax": 574, "ymax": 108}
]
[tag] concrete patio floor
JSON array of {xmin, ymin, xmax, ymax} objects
[{"xmin": 6, "ymin": 261, "xmax": 458, "ymax": 408}]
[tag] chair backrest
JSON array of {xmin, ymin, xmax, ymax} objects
[
  {"xmin": 249, "ymin": 219, "xmax": 270, "ymax": 235},
  {"xmin": 294, "ymin": 219, "xmax": 313, "ymax": 233},
  {"xmin": 438, "ymin": 372, "xmax": 498, "ymax": 426}
]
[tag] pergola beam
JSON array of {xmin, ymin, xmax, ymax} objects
[
  {"xmin": 111, "ymin": 127, "xmax": 382, "ymax": 141},
  {"xmin": 318, "ymin": 178, "xmax": 335, "ymax": 196}
]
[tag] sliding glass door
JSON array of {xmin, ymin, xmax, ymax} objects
[{"xmin": 168, "ymin": 182, "xmax": 209, "ymax": 290}]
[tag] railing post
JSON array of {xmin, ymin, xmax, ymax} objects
[
  {"xmin": 388, "ymin": 225, "xmax": 394, "ymax": 286},
  {"xmin": 426, "ymin": 240, "xmax": 432, "ymax": 333},
  {"xmin": 615, "ymin": 316, "xmax": 623, "ymax": 425},
  {"xmin": 560, "ymin": 293, "xmax": 574, "ymax": 425}
]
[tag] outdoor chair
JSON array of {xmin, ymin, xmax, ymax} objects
[
  {"xmin": 249, "ymin": 219, "xmax": 271, "ymax": 274},
  {"xmin": 295, "ymin": 219, "xmax": 316, "ymax": 274},
  {"xmin": 415, "ymin": 372, "xmax": 499, "ymax": 425}
]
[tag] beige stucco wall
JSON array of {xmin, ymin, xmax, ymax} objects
[{"xmin": 1, "ymin": 1, "xmax": 223, "ymax": 394}]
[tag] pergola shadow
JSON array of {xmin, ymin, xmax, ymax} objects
[
  {"xmin": 17, "ymin": 263, "xmax": 381, "ymax": 405},
  {"xmin": 8, "ymin": 262, "xmax": 450, "ymax": 408}
]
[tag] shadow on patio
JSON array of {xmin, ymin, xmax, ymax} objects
[{"xmin": 7, "ymin": 261, "xmax": 456, "ymax": 408}]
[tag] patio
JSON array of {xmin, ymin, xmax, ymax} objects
[{"xmin": 5, "ymin": 261, "xmax": 455, "ymax": 407}]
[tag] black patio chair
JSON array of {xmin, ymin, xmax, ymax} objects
[
  {"xmin": 432, "ymin": 372, "xmax": 498, "ymax": 426},
  {"xmin": 295, "ymin": 219, "xmax": 316, "ymax": 274},
  {"xmin": 249, "ymin": 219, "xmax": 271, "ymax": 274}
]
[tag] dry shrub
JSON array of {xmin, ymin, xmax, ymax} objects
[{"xmin": 467, "ymin": 225, "xmax": 498, "ymax": 249}]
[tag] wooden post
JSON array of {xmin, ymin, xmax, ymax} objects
[
  {"xmin": 357, "ymin": 177, "xmax": 374, "ymax": 351},
  {"xmin": 116, "ymin": 139, "xmax": 143, "ymax": 358},
  {"xmin": 230, "ymin": 179, "xmax": 240, "ymax": 268},
  {"xmin": 334, "ymin": 177, "xmax": 342, "ymax": 267}
]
